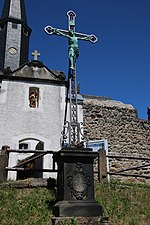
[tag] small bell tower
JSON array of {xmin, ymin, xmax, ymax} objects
[{"xmin": 0, "ymin": 0, "xmax": 32, "ymax": 72}]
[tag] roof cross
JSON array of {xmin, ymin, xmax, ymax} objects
[{"xmin": 32, "ymin": 50, "xmax": 40, "ymax": 61}]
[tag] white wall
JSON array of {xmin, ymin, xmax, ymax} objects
[
  {"xmin": 0, "ymin": 79, "xmax": 66, "ymax": 179},
  {"xmin": 0, "ymin": 78, "xmax": 84, "ymax": 180}
]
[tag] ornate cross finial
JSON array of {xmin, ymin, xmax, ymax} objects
[{"xmin": 32, "ymin": 50, "xmax": 40, "ymax": 61}]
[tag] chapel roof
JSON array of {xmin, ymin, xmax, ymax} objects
[{"xmin": 0, "ymin": 60, "xmax": 66, "ymax": 84}]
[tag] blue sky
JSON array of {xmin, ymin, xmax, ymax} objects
[{"xmin": 1, "ymin": 0, "xmax": 150, "ymax": 119}]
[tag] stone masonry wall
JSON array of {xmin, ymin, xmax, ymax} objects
[{"xmin": 83, "ymin": 95, "xmax": 150, "ymax": 183}]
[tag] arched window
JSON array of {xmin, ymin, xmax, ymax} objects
[{"xmin": 29, "ymin": 87, "xmax": 39, "ymax": 108}]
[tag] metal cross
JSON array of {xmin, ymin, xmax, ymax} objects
[
  {"xmin": 32, "ymin": 50, "xmax": 40, "ymax": 61},
  {"xmin": 44, "ymin": 10, "xmax": 97, "ymax": 71},
  {"xmin": 44, "ymin": 10, "xmax": 98, "ymax": 148},
  {"xmin": 44, "ymin": 11, "xmax": 97, "ymax": 41}
]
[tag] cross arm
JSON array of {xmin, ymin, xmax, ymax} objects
[
  {"xmin": 44, "ymin": 25, "xmax": 69, "ymax": 38},
  {"xmin": 75, "ymin": 32, "xmax": 98, "ymax": 43},
  {"xmin": 44, "ymin": 26, "xmax": 98, "ymax": 43}
]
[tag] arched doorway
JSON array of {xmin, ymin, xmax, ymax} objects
[{"xmin": 17, "ymin": 139, "xmax": 44, "ymax": 180}]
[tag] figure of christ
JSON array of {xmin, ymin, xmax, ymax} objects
[{"xmin": 54, "ymin": 29, "xmax": 92, "ymax": 70}]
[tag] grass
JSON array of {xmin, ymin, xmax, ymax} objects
[
  {"xmin": 95, "ymin": 181, "xmax": 150, "ymax": 225},
  {"xmin": 0, "ymin": 187, "xmax": 55, "ymax": 225},
  {"xmin": 0, "ymin": 181, "xmax": 149, "ymax": 225}
]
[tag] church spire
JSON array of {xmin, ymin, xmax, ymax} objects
[{"xmin": 0, "ymin": 0, "xmax": 32, "ymax": 72}]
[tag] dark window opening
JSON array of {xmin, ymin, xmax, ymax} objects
[
  {"xmin": 23, "ymin": 27, "xmax": 29, "ymax": 36},
  {"xmin": 12, "ymin": 23, "xmax": 18, "ymax": 29},
  {"xmin": 19, "ymin": 143, "xmax": 28, "ymax": 150},
  {"xmin": 0, "ymin": 24, "xmax": 5, "ymax": 31},
  {"xmin": 0, "ymin": 79, "xmax": 2, "ymax": 91}
]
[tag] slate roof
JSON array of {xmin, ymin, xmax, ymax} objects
[{"xmin": 1, "ymin": 0, "xmax": 27, "ymax": 23}]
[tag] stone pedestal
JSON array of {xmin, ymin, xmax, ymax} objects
[{"xmin": 52, "ymin": 148, "xmax": 103, "ymax": 221}]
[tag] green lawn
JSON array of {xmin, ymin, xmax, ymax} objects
[
  {"xmin": 95, "ymin": 182, "xmax": 150, "ymax": 225},
  {"xmin": 0, "ymin": 181, "xmax": 149, "ymax": 225}
]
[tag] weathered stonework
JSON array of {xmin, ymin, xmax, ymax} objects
[{"xmin": 83, "ymin": 95, "xmax": 150, "ymax": 183}]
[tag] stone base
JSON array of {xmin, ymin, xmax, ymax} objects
[
  {"xmin": 52, "ymin": 216, "xmax": 109, "ymax": 225},
  {"xmin": 52, "ymin": 148, "xmax": 103, "ymax": 222},
  {"xmin": 53, "ymin": 200, "xmax": 102, "ymax": 217},
  {"xmin": 52, "ymin": 216, "xmax": 102, "ymax": 225}
]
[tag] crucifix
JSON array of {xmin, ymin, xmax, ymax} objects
[
  {"xmin": 32, "ymin": 50, "xmax": 40, "ymax": 61},
  {"xmin": 44, "ymin": 10, "xmax": 98, "ymax": 147},
  {"xmin": 45, "ymin": 11, "xmax": 97, "ymax": 71}
]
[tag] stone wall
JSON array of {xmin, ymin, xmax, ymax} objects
[{"xmin": 83, "ymin": 95, "xmax": 150, "ymax": 183}]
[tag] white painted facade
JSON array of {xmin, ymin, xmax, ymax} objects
[
  {"xmin": 0, "ymin": 78, "xmax": 65, "ymax": 179},
  {"xmin": 0, "ymin": 65, "xmax": 84, "ymax": 180}
]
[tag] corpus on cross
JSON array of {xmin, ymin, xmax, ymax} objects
[{"xmin": 44, "ymin": 10, "xmax": 98, "ymax": 72}]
